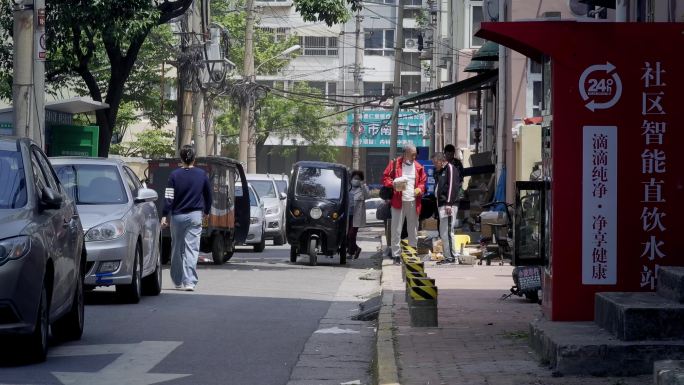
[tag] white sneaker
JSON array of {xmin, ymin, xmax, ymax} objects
[
  {"xmin": 183, "ymin": 285, "xmax": 195, "ymax": 291},
  {"xmin": 174, "ymin": 284, "xmax": 182, "ymax": 289}
]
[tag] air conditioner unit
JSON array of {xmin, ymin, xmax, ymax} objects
[{"xmin": 405, "ymin": 38, "xmax": 418, "ymax": 49}]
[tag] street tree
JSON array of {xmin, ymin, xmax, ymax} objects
[
  {"xmin": 215, "ymin": 82, "xmax": 339, "ymax": 162},
  {"xmin": 0, "ymin": 0, "xmax": 192, "ymax": 156},
  {"xmin": 293, "ymin": 0, "xmax": 363, "ymax": 26}
]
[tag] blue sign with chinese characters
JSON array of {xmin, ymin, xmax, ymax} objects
[{"xmin": 346, "ymin": 110, "xmax": 429, "ymax": 148}]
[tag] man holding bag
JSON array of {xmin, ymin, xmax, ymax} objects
[{"xmin": 382, "ymin": 144, "xmax": 427, "ymax": 263}]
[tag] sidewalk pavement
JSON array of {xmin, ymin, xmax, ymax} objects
[{"xmin": 376, "ymin": 259, "xmax": 652, "ymax": 385}]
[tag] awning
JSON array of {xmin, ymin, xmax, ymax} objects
[
  {"xmin": 399, "ymin": 69, "xmax": 498, "ymax": 108},
  {"xmin": 464, "ymin": 59, "xmax": 496, "ymax": 73},
  {"xmin": 45, "ymin": 97, "xmax": 109, "ymax": 114},
  {"xmin": 472, "ymin": 41, "xmax": 499, "ymax": 61}
]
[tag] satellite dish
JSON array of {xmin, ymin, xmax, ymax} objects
[
  {"xmin": 484, "ymin": 0, "xmax": 499, "ymax": 21},
  {"xmin": 568, "ymin": 0, "xmax": 588, "ymax": 16}
]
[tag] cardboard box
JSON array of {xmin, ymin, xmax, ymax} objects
[{"xmin": 422, "ymin": 218, "xmax": 438, "ymax": 231}]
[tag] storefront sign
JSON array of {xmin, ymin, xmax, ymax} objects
[{"xmin": 345, "ymin": 110, "xmax": 429, "ymax": 148}]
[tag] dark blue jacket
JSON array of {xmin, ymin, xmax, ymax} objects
[{"xmin": 162, "ymin": 167, "xmax": 212, "ymax": 216}]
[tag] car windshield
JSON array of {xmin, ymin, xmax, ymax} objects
[
  {"xmin": 250, "ymin": 180, "xmax": 277, "ymax": 199},
  {"xmin": 274, "ymin": 180, "xmax": 287, "ymax": 195},
  {"xmin": 54, "ymin": 164, "xmax": 128, "ymax": 204},
  {"xmin": 0, "ymin": 148, "xmax": 27, "ymax": 209},
  {"xmin": 366, "ymin": 199, "xmax": 379, "ymax": 209},
  {"xmin": 295, "ymin": 167, "xmax": 343, "ymax": 200},
  {"xmin": 236, "ymin": 184, "xmax": 258, "ymax": 206}
]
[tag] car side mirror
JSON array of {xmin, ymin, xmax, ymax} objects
[
  {"xmin": 41, "ymin": 187, "xmax": 63, "ymax": 209},
  {"xmin": 135, "ymin": 188, "xmax": 158, "ymax": 203},
  {"xmin": 279, "ymin": 192, "xmax": 287, "ymax": 200}
]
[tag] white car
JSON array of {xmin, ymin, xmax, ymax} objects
[
  {"xmin": 246, "ymin": 174, "xmax": 287, "ymax": 245},
  {"xmin": 236, "ymin": 182, "xmax": 266, "ymax": 252},
  {"xmin": 364, "ymin": 198, "xmax": 384, "ymax": 225}
]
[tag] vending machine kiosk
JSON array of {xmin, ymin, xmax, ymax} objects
[{"xmin": 478, "ymin": 22, "xmax": 684, "ymax": 321}]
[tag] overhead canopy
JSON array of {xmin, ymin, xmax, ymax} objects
[
  {"xmin": 399, "ymin": 69, "xmax": 498, "ymax": 108},
  {"xmin": 464, "ymin": 59, "xmax": 496, "ymax": 73},
  {"xmin": 45, "ymin": 97, "xmax": 109, "ymax": 114},
  {"xmin": 472, "ymin": 41, "xmax": 499, "ymax": 61}
]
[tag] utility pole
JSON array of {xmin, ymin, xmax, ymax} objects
[
  {"xmin": 388, "ymin": 0, "xmax": 404, "ymax": 161},
  {"xmin": 351, "ymin": 11, "xmax": 363, "ymax": 170},
  {"xmin": 12, "ymin": 1, "xmax": 34, "ymax": 142},
  {"xmin": 239, "ymin": 0, "xmax": 255, "ymax": 171},
  {"xmin": 192, "ymin": 0, "xmax": 207, "ymax": 156},
  {"xmin": 33, "ymin": 0, "xmax": 45, "ymax": 148},
  {"xmin": 178, "ymin": 9, "xmax": 194, "ymax": 153}
]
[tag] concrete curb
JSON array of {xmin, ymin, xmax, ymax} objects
[{"xmin": 376, "ymin": 260, "xmax": 400, "ymax": 385}]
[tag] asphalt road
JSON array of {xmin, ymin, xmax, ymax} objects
[{"xmin": 0, "ymin": 227, "xmax": 384, "ymax": 385}]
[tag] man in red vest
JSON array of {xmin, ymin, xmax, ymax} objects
[{"xmin": 382, "ymin": 144, "xmax": 427, "ymax": 262}]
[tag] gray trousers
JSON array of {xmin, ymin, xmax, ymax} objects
[
  {"xmin": 439, "ymin": 213, "xmax": 456, "ymax": 261},
  {"xmin": 391, "ymin": 200, "xmax": 418, "ymax": 258},
  {"xmin": 170, "ymin": 211, "xmax": 202, "ymax": 287}
]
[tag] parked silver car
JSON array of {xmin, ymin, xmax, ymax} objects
[
  {"xmin": 246, "ymin": 174, "xmax": 287, "ymax": 245},
  {"xmin": 51, "ymin": 158, "xmax": 162, "ymax": 303},
  {"xmin": 236, "ymin": 182, "xmax": 266, "ymax": 252},
  {"xmin": 0, "ymin": 137, "xmax": 85, "ymax": 362},
  {"xmin": 364, "ymin": 198, "xmax": 384, "ymax": 225}
]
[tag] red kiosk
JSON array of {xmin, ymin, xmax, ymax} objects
[{"xmin": 477, "ymin": 22, "xmax": 684, "ymax": 321}]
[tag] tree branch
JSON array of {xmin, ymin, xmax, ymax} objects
[{"xmin": 71, "ymin": 24, "xmax": 102, "ymax": 101}]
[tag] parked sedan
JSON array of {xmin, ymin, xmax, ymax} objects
[
  {"xmin": 364, "ymin": 198, "xmax": 384, "ymax": 225},
  {"xmin": 236, "ymin": 182, "xmax": 266, "ymax": 252},
  {"xmin": 51, "ymin": 158, "xmax": 162, "ymax": 304},
  {"xmin": 247, "ymin": 174, "xmax": 287, "ymax": 245},
  {"xmin": 0, "ymin": 137, "xmax": 85, "ymax": 362}
]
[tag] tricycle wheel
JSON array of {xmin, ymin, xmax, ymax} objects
[
  {"xmin": 212, "ymin": 235, "xmax": 225, "ymax": 265},
  {"xmin": 308, "ymin": 238, "xmax": 317, "ymax": 266},
  {"xmin": 289, "ymin": 246, "xmax": 297, "ymax": 263},
  {"xmin": 339, "ymin": 243, "xmax": 347, "ymax": 265}
]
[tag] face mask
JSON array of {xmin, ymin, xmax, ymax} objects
[{"xmin": 351, "ymin": 179, "xmax": 361, "ymax": 187}]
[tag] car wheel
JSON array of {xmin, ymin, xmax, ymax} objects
[
  {"xmin": 52, "ymin": 252, "xmax": 85, "ymax": 341},
  {"xmin": 273, "ymin": 233, "xmax": 285, "ymax": 246},
  {"xmin": 117, "ymin": 244, "xmax": 142, "ymax": 304},
  {"xmin": 142, "ymin": 241, "xmax": 162, "ymax": 296},
  {"xmin": 253, "ymin": 234, "xmax": 266, "ymax": 253},
  {"xmin": 308, "ymin": 238, "xmax": 317, "ymax": 266},
  {"xmin": 22, "ymin": 284, "xmax": 48, "ymax": 363},
  {"xmin": 212, "ymin": 234, "xmax": 225, "ymax": 265},
  {"xmin": 289, "ymin": 246, "xmax": 297, "ymax": 263}
]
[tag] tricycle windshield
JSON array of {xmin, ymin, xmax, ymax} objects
[{"xmin": 294, "ymin": 167, "xmax": 343, "ymax": 200}]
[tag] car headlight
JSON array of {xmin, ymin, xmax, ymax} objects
[
  {"xmin": 85, "ymin": 220, "xmax": 125, "ymax": 242},
  {"xmin": 0, "ymin": 236, "xmax": 31, "ymax": 264},
  {"xmin": 250, "ymin": 217, "xmax": 259, "ymax": 224},
  {"xmin": 310, "ymin": 207, "xmax": 322, "ymax": 220},
  {"xmin": 265, "ymin": 206, "xmax": 280, "ymax": 215}
]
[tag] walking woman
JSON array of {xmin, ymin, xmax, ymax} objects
[
  {"xmin": 160, "ymin": 145, "xmax": 212, "ymax": 291},
  {"xmin": 348, "ymin": 170, "xmax": 371, "ymax": 260}
]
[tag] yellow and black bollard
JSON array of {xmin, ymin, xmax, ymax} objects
[{"xmin": 407, "ymin": 280, "xmax": 438, "ymax": 327}]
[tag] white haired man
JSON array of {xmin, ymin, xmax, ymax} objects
[{"xmin": 382, "ymin": 144, "xmax": 427, "ymax": 262}]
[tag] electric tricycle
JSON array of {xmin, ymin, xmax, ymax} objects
[{"xmin": 286, "ymin": 161, "xmax": 349, "ymax": 266}]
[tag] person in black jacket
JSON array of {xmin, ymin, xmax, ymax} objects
[
  {"xmin": 432, "ymin": 152, "xmax": 460, "ymax": 264},
  {"xmin": 160, "ymin": 145, "xmax": 213, "ymax": 291}
]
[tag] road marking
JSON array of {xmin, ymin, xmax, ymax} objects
[
  {"xmin": 314, "ymin": 327, "xmax": 360, "ymax": 334},
  {"xmin": 50, "ymin": 341, "xmax": 190, "ymax": 385}
]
